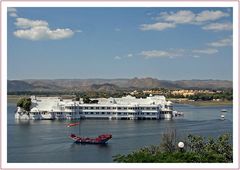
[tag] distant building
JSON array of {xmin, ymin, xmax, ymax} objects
[{"xmin": 171, "ymin": 89, "xmax": 217, "ymax": 97}]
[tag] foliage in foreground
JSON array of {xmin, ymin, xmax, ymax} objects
[
  {"xmin": 113, "ymin": 133, "xmax": 232, "ymax": 163},
  {"xmin": 17, "ymin": 97, "xmax": 31, "ymax": 111}
]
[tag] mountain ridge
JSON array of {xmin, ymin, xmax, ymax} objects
[{"xmin": 7, "ymin": 78, "xmax": 233, "ymax": 92}]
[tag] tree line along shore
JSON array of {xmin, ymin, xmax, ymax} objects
[{"xmin": 7, "ymin": 87, "xmax": 233, "ymax": 107}]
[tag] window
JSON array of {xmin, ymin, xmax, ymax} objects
[
  {"xmin": 90, "ymin": 107, "xmax": 94, "ymax": 109},
  {"xmin": 102, "ymin": 112, "xmax": 105, "ymax": 114},
  {"xmin": 124, "ymin": 113, "xmax": 127, "ymax": 115},
  {"xmin": 101, "ymin": 107, "xmax": 105, "ymax": 109},
  {"xmin": 79, "ymin": 107, "xmax": 82, "ymax": 109},
  {"xmin": 152, "ymin": 113, "xmax": 155, "ymax": 115},
  {"xmin": 96, "ymin": 107, "xmax": 99, "ymax": 109},
  {"xmin": 107, "ymin": 107, "xmax": 111, "ymax": 109},
  {"xmin": 96, "ymin": 112, "xmax": 99, "ymax": 114},
  {"xmin": 118, "ymin": 112, "xmax": 121, "ymax": 115},
  {"xmin": 147, "ymin": 113, "xmax": 150, "ymax": 115},
  {"xmin": 107, "ymin": 112, "xmax": 110, "ymax": 114}
]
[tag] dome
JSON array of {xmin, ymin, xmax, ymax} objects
[{"xmin": 109, "ymin": 98, "xmax": 117, "ymax": 104}]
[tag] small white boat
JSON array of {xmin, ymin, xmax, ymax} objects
[
  {"xmin": 221, "ymin": 114, "xmax": 225, "ymax": 119},
  {"xmin": 173, "ymin": 111, "xmax": 184, "ymax": 117},
  {"xmin": 221, "ymin": 109, "xmax": 227, "ymax": 112}
]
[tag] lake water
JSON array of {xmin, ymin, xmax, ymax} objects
[{"xmin": 7, "ymin": 102, "xmax": 233, "ymax": 163}]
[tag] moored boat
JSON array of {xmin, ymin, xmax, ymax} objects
[{"xmin": 69, "ymin": 133, "xmax": 112, "ymax": 144}]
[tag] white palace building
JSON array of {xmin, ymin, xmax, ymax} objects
[{"xmin": 15, "ymin": 95, "xmax": 174, "ymax": 120}]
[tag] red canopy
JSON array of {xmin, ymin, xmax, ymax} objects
[{"xmin": 67, "ymin": 122, "xmax": 80, "ymax": 127}]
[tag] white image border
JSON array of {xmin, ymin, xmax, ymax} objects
[{"xmin": 1, "ymin": 1, "xmax": 239, "ymax": 169}]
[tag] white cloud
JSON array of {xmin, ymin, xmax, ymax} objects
[
  {"xmin": 15, "ymin": 18, "xmax": 48, "ymax": 29},
  {"xmin": 140, "ymin": 49, "xmax": 184, "ymax": 59},
  {"xmin": 207, "ymin": 37, "xmax": 232, "ymax": 47},
  {"xmin": 140, "ymin": 22, "xmax": 176, "ymax": 31},
  {"xmin": 192, "ymin": 48, "xmax": 218, "ymax": 54},
  {"xmin": 8, "ymin": 7, "xmax": 18, "ymax": 17},
  {"xmin": 47, "ymin": 28, "xmax": 74, "ymax": 40},
  {"xmin": 140, "ymin": 47, "xmax": 219, "ymax": 59},
  {"xmin": 157, "ymin": 10, "xmax": 229, "ymax": 24},
  {"xmin": 143, "ymin": 10, "xmax": 231, "ymax": 31},
  {"xmin": 127, "ymin": 54, "xmax": 133, "ymax": 57},
  {"xmin": 141, "ymin": 50, "xmax": 170, "ymax": 59},
  {"xmin": 114, "ymin": 56, "xmax": 121, "ymax": 60},
  {"xmin": 193, "ymin": 55, "xmax": 200, "ymax": 58},
  {"xmin": 13, "ymin": 18, "xmax": 75, "ymax": 41},
  {"xmin": 202, "ymin": 23, "xmax": 232, "ymax": 31},
  {"xmin": 195, "ymin": 10, "xmax": 229, "ymax": 22},
  {"xmin": 158, "ymin": 10, "xmax": 195, "ymax": 24},
  {"xmin": 14, "ymin": 26, "xmax": 74, "ymax": 41},
  {"xmin": 114, "ymin": 53, "xmax": 133, "ymax": 60}
]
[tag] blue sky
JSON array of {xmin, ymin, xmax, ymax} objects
[{"xmin": 7, "ymin": 7, "xmax": 233, "ymax": 80}]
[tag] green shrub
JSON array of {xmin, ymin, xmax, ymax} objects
[{"xmin": 113, "ymin": 133, "xmax": 232, "ymax": 163}]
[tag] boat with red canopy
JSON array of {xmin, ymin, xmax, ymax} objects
[
  {"xmin": 67, "ymin": 122, "xmax": 112, "ymax": 144},
  {"xmin": 69, "ymin": 133, "xmax": 112, "ymax": 144}
]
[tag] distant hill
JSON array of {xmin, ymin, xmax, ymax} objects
[
  {"xmin": 174, "ymin": 80, "xmax": 232, "ymax": 89},
  {"xmin": 7, "ymin": 78, "xmax": 232, "ymax": 92},
  {"xmin": 7, "ymin": 80, "xmax": 35, "ymax": 91}
]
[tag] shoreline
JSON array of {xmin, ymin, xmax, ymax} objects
[
  {"xmin": 8, "ymin": 95, "xmax": 233, "ymax": 107},
  {"xmin": 171, "ymin": 99, "xmax": 232, "ymax": 107}
]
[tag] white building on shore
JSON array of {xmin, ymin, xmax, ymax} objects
[{"xmin": 15, "ymin": 95, "xmax": 173, "ymax": 120}]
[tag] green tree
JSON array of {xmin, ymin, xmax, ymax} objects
[
  {"xmin": 17, "ymin": 97, "xmax": 31, "ymax": 111},
  {"xmin": 75, "ymin": 96, "xmax": 80, "ymax": 101},
  {"xmin": 160, "ymin": 129, "xmax": 177, "ymax": 152},
  {"xmin": 83, "ymin": 97, "xmax": 91, "ymax": 103}
]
